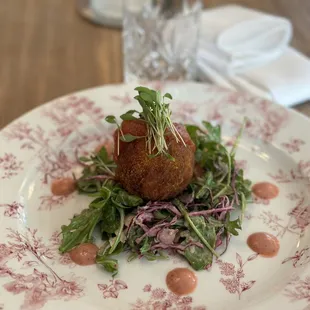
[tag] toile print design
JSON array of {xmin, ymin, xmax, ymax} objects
[
  {"xmin": 0, "ymin": 228, "xmax": 84, "ymax": 310},
  {"xmin": 230, "ymin": 105, "xmax": 289, "ymax": 143},
  {"xmin": 2, "ymin": 95, "xmax": 113, "ymax": 211},
  {"xmin": 241, "ymin": 186, "xmax": 309, "ymax": 238},
  {"xmin": 255, "ymin": 190, "xmax": 310, "ymax": 237},
  {"xmin": 38, "ymin": 194, "xmax": 73, "ymax": 211},
  {"xmin": 146, "ymin": 80, "xmax": 165, "ymax": 92},
  {"xmin": 110, "ymin": 93, "xmax": 135, "ymax": 106},
  {"xmin": 206, "ymin": 106, "xmax": 224, "ymax": 125},
  {"xmin": 41, "ymin": 95, "xmax": 105, "ymax": 138},
  {"xmin": 97, "ymin": 279, "xmax": 128, "ymax": 299},
  {"xmin": 282, "ymin": 247, "xmax": 310, "ymax": 267},
  {"xmin": 224, "ymin": 91, "xmax": 272, "ymax": 114},
  {"xmin": 131, "ymin": 285, "xmax": 206, "ymax": 310},
  {"xmin": 244, "ymin": 214, "xmax": 255, "ymax": 220},
  {"xmin": 171, "ymin": 102, "xmax": 198, "ymax": 123},
  {"xmin": 281, "ymin": 138, "xmax": 305, "ymax": 154},
  {"xmin": 217, "ymin": 253, "xmax": 258, "ymax": 300},
  {"xmin": 201, "ymin": 87, "xmax": 289, "ymax": 143},
  {"xmin": 0, "ymin": 202, "xmax": 24, "ymax": 218},
  {"xmin": 0, "ymin": 153, "xmax": 23, "ymax": 179},
  {"xmin": 37, "ymin": 150, "xmax": 77, "ymax": 184},
  {"xmin": 268, "ymin": 160, "xmax": 310, "ymax": 184},
  {"xmin": 1, "ymin": 266, "xmax": 84, "ymax": 310},
  {"xmin": 3, "ymin": 95, "xmax": 106, "ymax": 156},
  {"xmin": 3, "ymin": 122, "xmax": 50, "ymax": 151},
  {"xmin": 258, "ymin": 210, "xmax": 287, "ymax": 236},
  {"xmin": 287, "ymin": 192, "xmax": 310, "ymax": 233},
  {"xmin": 284, "ymin": 275, "xmax": 310, "ymax": 309}
]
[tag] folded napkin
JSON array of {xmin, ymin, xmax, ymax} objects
[{"xmin": 197, "ymin": 5, "xmax": 310, "ymax": 107}]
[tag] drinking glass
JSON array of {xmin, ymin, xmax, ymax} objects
[{"xmin": 123, "ymin": 0, "xmax": 202, "ymax": 82}]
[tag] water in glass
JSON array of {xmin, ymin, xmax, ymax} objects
[{"xmin": 123, "ymin": 0, "xmax": 202, "ymax": 82}]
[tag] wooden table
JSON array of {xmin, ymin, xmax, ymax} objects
[{"xmin": 1, "ymin": 0, "xmax": 310, "ymax": 129}]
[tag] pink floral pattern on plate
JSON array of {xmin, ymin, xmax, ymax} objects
[
  {"xmin": 269, "ymin": 160, "xmax": 310, "ymax": 184},
  {"xmin": 131, "ymin": 285, "xmax": 206, "ymax": 310},
  {"xmin": 282, "ymin": 247, "xmax": 310, "ymax": 267},
  {"xmin": 284, "ymin": 275, "xmax": 310, "ymax": 307},
  {"xmin": 3, "ymin": 122, "xmax": 49, "ymax": 151},
  {"xmin": 0, "ymin": 228, "xmax": 84, "ymax": 310},
  {"xmin": 0, "ymin": 202, "xmax": 24, "ymax": 218},
  {"xmin": 281, "ymin": 138, "xmax": 305, "ymax": 154},
  {"xmin": 98, "ymin": 279, "xmax": 128, "ymax": 299},
  {"xmin": 256, "ymin": 190, "xmax": 310, "ymax": 237},
  {"xmin": 0, "ymin": 153, "xmax": 23, "ymax": 179},
  {"xmin": 110, "ymin": 93, "xmax": 134, "ymax": 106},
  {"xmin": 38, "ymin": 194, "xmax": 73, "ymax": 211},
  {"xmin": 231, "ymin": 107, "xmax": 289, "ymax": 143},
  {"xmin": 217, "ymin": 253, "xmax": 258, "ymax": 300}
]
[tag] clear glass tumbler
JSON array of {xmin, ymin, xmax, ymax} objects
[{"xmin": 123, "ymin": 0, "xmax": 202, "ymax": 82}]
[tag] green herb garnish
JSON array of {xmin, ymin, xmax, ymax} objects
[{"xmin": 105, "ymin": 86, "xmax": 186, "ymax": 158}]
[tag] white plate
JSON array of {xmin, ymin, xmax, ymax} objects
[{"xmin": 0, "ymin": 82, "xmax": 310, "ymax": 310}]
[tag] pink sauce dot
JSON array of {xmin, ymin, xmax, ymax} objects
[
  {"xmin": 166, "ymin": 268, "xmax": 197, "ymax": 295},
  {"xmin": 252, "ymin": 182, "xmax": 279, "ymax": 200},
  {"xmin": 247, "ymin": 232, "xmax": 280, "ymax": 257},
  {"xmin": 51, "ymin": 178, "xmax": 76, "ymax": 196},
  {"xmin": 69, "ymin": 243, "xmax": 99, "ymax": 266}
]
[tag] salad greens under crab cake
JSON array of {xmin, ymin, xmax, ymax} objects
[{"xmin": 51, "ymin": 86, "xmax": 260, "ymax": 294}]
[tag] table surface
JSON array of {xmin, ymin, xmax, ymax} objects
[{"xmin": 1, "ymin": 0, "xmax": 310, "ymax": 129}]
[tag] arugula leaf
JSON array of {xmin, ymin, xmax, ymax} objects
[
  {"xmin": 112, "ymin": 189, "xmax": 143, "ymax": 207},
  {"xmin": 181, "ymin": 216, "xmax": 216, "ymax": 270},
  {"xmin": 207, "ymin": 216, "xmax": 225, "ymax": 229},
  {"xmin": 234, "ymin": 169, "xmax": 252, "ymax": 201},
  {"xmin": 60, "ymin": 180, "xmax": 140, "ymax": 256},
  {"xmin": 101, "ymin": 203, "xmax": 119, "ymax": 234},
  {"xmin": 96, "ymin": 256, "xmax": 118, "ymax": 275},
  {"xmin": 143, "ymin": 251, "xmax": 168, "ymax": 261},
  {"xmin": 97, "ymin": 146, "xmax": 109, "ymax": 162},
  {"xmin": 127, "ymin": 252, "xmax": 139, "ymax": 262},
  {"xmin": 225, "ymin": 214, "xmax": 242, "ymax": 236},
  {"xmin": 59, "ymin": 207, "xmax": 103, "ymax": 253},
  {"xmin": 195, "ymin": 171, "xmax": 216, "ymax": 199},
  {"xmin": 202, "ymin": 121, "xmax": 221, "ymax": 143},
  {"xmin": 76, "ymin": 167, "xmax": 101, "ymax": 193},
  {"xmin": 76, "ymin": 146, "xmax": 116, "ymax": 194},
  {"xmin": 230, "ymin": 118, "xmax": 246, "ymax": 157},
  {"xmin": 140, "ymin": 236, "xmax": 152, "ymax": 254},
  {"xmin": 108, "ymin": 208, "xmax": 125, "ymax": 254},
  {"xmin": 127, "ymin": 226, "xmax": 144, "ymax": 252},
  {"xmin": 185, "ymin": 124, "xmax": 203, "ymax": 146},
  {"xmin": 96, "ymin": 242, "xmax": 122, "ymax": 275},
  {"xmin": 174, "ymin": 199, "xmax": 218, "ymax": 258}
]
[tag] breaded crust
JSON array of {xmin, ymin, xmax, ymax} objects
[{"xmin": 114, "ymin": 120, "xmax": 195, "ymax": 200}]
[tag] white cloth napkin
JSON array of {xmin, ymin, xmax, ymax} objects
[{"xmin": 197, "ymin": 5, "xmax": 310, "ymax": 107}]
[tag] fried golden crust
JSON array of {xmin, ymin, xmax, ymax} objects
[{"xmin": 114, "ymin": 120, "xmax": 195, "ymax": 200}]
